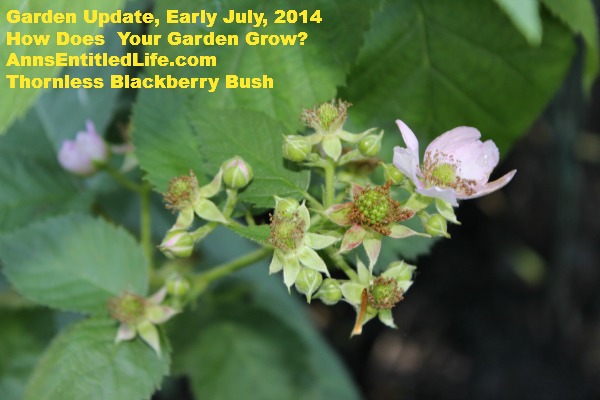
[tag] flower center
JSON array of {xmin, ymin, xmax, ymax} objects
[
  {"xmin": 430, "ymin": 163, "xmax": 456, "ymax": 186},
  {"xmin": 268, "ymin": 211, "xmax": 305, "ymax": 252},
  {"xmin": 422, "ymin": 151, "xmax": 476, "ymax": 196},
  {"xmin": 164, "ymin": 171, "xmax": 198, "ymax": 211},
  {"xmin": 368, "ymin": 277, "xmax": 404, "ymax": 310},
  {"xmin": 317, "ymin": 103, "xmax": 338, "ymax": 131},
  {"xmin": 349, "ymin": 182, "xmax": 413, "ymax": 235},
  {"xmin": 356, "ymin": 189, "xmax": 389, "ymax": 224},
  {"xmin": 108, "ymin": 292, "xmax": 146, "ymax": 324}
]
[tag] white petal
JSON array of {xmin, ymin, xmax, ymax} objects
[
  {"xmin": 356, "ymin": 258, "xmax": 371, "ymax": 285},
  {"xmin": 340, "ymin": 225, "xmax": 367, "ymax": 252},
  {"xmin": 452, "ymin": 139, "xmax": 500, "ymax": 182},
  {"xmin": 115, "ymin": 323, "xmax": 136, "ymax": 343},
  {"xmin": 425, "ymin": 126, "xmax": 481, "ymax": 155},
  {"xmin": 340, "ymin": 282, "xmax": 367, "ymax": 305},
  {"xmin": 395, "ymin": 120, "xmax": 420, "ymax": 156},
  {"xmin": 378, "ymin": 309, "xmax": 397, "ymax": 329},
  {"xmin": 363, "ymin": 233, "xmax": 382, "ymax": 271},
  {"xmin": 194, "ymin": 198, "xmax": 229, "ymax": 224},
  {"xmin": 148, "ymin": 287, "xmax": 167, "ymax": 305},
  {"xmin": 137, "ymin": 321, "xmax": 161, "ymax": 356},
  {"xmin": 269, "ymin": 251, "xmax": 284, "ymax": 274},
  {"xmin": 416, "ymin": 186, "xmax": 459, "ymax": 206},
  {"xmin": 298, "ymin": 247, "xmax": 330, "ymax": 276},
  {"xmin": 457, "ymin": 169, "xmax": 517, "ymax": 200},
  {"xmin": 283, "ymin": 255, "xmax": 301, "ymax": 290},
  {"xmin": 393, "ymin": 147, "xmax": 420, "ymax": 185},
  {"xmin": 198, "ymin": 170, "xmax": 223, "ymax": 198},
  {"xmin": 322, "ymin": 135, "xmax": 342, "ymax": 161},
  {"xmin": 305, "ymin": 233, "xmax": 339, "ymax": 250}
]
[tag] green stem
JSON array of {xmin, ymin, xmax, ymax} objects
[
  {"xmin": 302, "ymin": 191, "xmax": 324, "ymax": 211},
  {"xmin": 223, "ymin": 189, "xmax": 238, "ymax": 218},
  {"xmin": 140, "ymin": 182, "xmax": 153, "ymax": 271},
  {"xmin": 101, "ymin": 163, "xmax": 143, "ymax": 193},
  {"xmin": 191, "ymin": 247, "xmax": 273, "ymax": 297},
  {"xmin": 245, "ymin": 209, "xmax": 256, "ymax": 226},
  {"xmin": 326, "ymin": 247, "xmax": 358, "ymax": 281},
  {"xmin": 323, "ymin": 159, "xmax": 336, "ymax": 208}
]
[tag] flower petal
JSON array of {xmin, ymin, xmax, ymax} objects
[
  {"xmin": 193, "ymin": 198, "xmax": 229, "ymax": 224},
  {"xmin": 452, "ymin": 139, "xmax": 500, "ymax": 183},
  {"xmin": 340, "ymin": 225, "xmax": 367, "ymax": 252},
  {"xmin": 457, "ymin": 169, "xmax": 517, "ymax": 200},
  {"xmin": 197, "ymin": 170, "xmax": 223, "ymax": 198},
  {"xmin": 298, "ymin": 201, "xmax": 311, "ymax": 229},
  {"xmin": 148, "ymin": 287, "xmax": 167, "ymax": 305},
  {"xmin": 338, "ymin": 127, "xmax": 376, "ymax": 143},
  {"xmin": 435, "ymin": 198, "xmax": 460, "ymax": 224},
  {"xmin": 396, "ymin": 120, "xmax": 420, "ymax": 157},
  {"xmin": 356, "ymin": 258, "xmax": 371, "ymax": 286},
  {"xmin": 147, "ymin": 305, "xmax": 179, "ymax": 325},
  {"xmin": 425, "ymin": 126, "xmax": 481, "ymax": 155},
  {"xmin": 340, "ymin": 282, "xmax": 367, "ymax": 305},
  {"xmin": 137, "ymin": 320, "xmax": 161, "ymax": 356},
  {"xmin": 350, "ymin": 182, "xmax": 364, "ymax": 198},
  {"xmin": 325, "ymin": 203, "xmax": 353, "ymax": 226},
  {"xmin": 363, "ymin": 233, "xmax": 382, "ymax": 271},
  {"xmin": 416, "ymin": 186, "xmax": 459, "ymax": 206},
  {"xmin": 382, "ymin": 261, "xmax": 416, "ymax": 292},
  {"xmin": 283, "ymin": 255, "xmax": 301, "ymax": 290},
  {"xmin": 305, "ymin": 232, "xmax": 339, "ymax": 250},
  {"xmin": 269, "ymin": 250, "xmax": 284, "ymax": 274},
  {"xmin": 378, "ymin": 309, "xmax": 397, "ymax": 329},
  {"xmin": 322, "ymin": 135, "xmax": 342, "ymax": 161},
  {"xmin": 388, "ymin": 224, "xmax": 430, "ymax": 239},
  {"xmin": 298, "ymin": 247, "xmax": 330, "ymax": 276},
  {"xmin": 115, "ymin": 323, "xmax": 136, "ymax": 343}
]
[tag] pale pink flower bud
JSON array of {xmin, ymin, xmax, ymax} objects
[
  {"xmin": 221, "ymin": 156, "xmax": 253, "ymax": 189},
  {"xmin": 58, "ymin": 120, "xmax": 108, "ymax": 175}
]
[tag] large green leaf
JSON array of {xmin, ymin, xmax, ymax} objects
[
  {"xmin": 0, "ymin": 309, "xmax": 55, "ymax": 400},
  {"xmin": 171, "ymin": 301, "xmax": 312, "ymax": 400},
  {"xmin": 182, "ymin": 227, "xmax": 361, "ymax": 400},
  {"xmin": 131, "ymin": 89, "xmax": 201, "ymax": 193},
  {"xmin": 0, "ymin": 214, "xmax": 148, "ymax": 314},
  {"xmin": 189, "ymin": 110, "xmax": 310, "ymax": 207},
  {"xmin": 492, "ymin": 0, "xmax": 542, "ymax": 45},
  {"xmin": 24, "ymin": 318, "xmax": 170, "ymax": 400},
  {"xmin": 0, "ymin": 112, "xmax": 92, "ymax": 233},
  {"xmin": 151, "ymin": 0, "xmax": 377, "ymax": 131},
  {"xmin": 226, "ymin": 223, "xmax": 271, "ymax": 245},
  {"xmin": 540, "ymin": 0, "xmax": 599, "ymax": 91},
  {"xmin": 343, "ymin": 0, "xmax": 575, "ymax": 154},
  {"xmin": 0, "ymin": 0, "xmax": 125, "ymax": 134}
]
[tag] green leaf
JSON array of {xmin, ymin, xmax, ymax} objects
[
  {"xmin": 0, "ymin": 0, "xmax": 125, "ymax": 134},
  {"xmin": 0, "ymin": 309, "xmax": 55, "ymax": 400},
  {"xmin": 0, "ymin": 113, "xmax": 92, "ymax": 233},
  {"xmin": 131, "ymin": 89, "xmax": 205, "ymax": 192},
  {"xmin": 540, "ymin": 0, "xmax": 599, "ymax": 91},
  {"xmin": 24, "ymin": 318, "xmax": 170, "ymax": 400},
  {"xmin": 171, "ymin": 302, "xmax": 311, "ymax": 400},
  {"xmin": 344, "ymin": 0, "xmax": 575, "ymax": 154},
  {"xmin": 226, "ymin": 223, "xmax": 271, "ymax": 245},
  {"xmin": 190, "ymin": 227, "xmax": 361, "ymax": 399},
  {"xmin": 152, "ymin": 0, "xmax": 377, "ymax": 131},
  {"xmin": 0, "ymin": 214, "xmax": 148, "ymax": 314},
  {"xmin": 189, "ymin": 109, "xmax": 311, "ymax": 208},
  {"xmin": 492, "ymin": 0, "xmax": 542, "ymax": 45}
]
